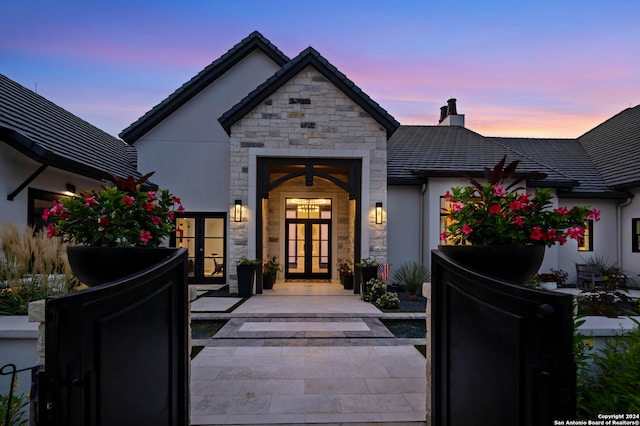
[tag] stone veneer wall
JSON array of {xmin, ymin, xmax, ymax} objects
[{"xmin": 228, "ymin": 65, "xmax": 387, "ymax": 293}]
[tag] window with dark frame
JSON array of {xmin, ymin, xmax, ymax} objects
[
  {"xmin": 577, "ymin": 219, "xmax": 594, "ymax": 252},
  {"xmin": 633, "ymin": 219, "xmax": 640, "ymax": 253},
  {"xmin": 28, "ymin": 188, "xmax": 70, "ymax": 231}
]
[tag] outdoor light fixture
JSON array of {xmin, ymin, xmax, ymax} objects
[
  {"xmin": 64, "ymin": 183, "xmax": 76, "ymax": 197},
  {"xmin": 375, "ymin": 202, "xmax": 383, "ymax": 224},
  {"xmin": 234, "ymin": 199, "xmax": 242, "ymax": 222}
]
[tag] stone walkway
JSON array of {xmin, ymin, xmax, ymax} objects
[{"xmin": 189, "ymin": 281, "xmax": 427, "ymax": 425}]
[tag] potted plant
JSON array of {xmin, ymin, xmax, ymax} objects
[
  {"xmin": 44, "ymin": 172, "xmax": 185, "ymax": 286},
  {"xmin": 262, "ymin": 256, "xmax": 282, "ymax": 290},
  {"xmin": 355, "ymin": 257, "xmax": 378, "ymax": 293},
  {"xmin": 337, "ymin": 258, "xmax": 354, "ymax": 289},
  {"xmin": 236, "ymin": 256, "xmax": 261, "ymax": 297},
  {"xmin": 390, "ymin": 261, "xmax": 430, "ymax": 300},
  {"xmin": 440, "ymin": 156, "xmax": 600, "ymax": 283}
]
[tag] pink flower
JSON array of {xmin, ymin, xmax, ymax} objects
[
  {"xmin": 530, "ymin": 226, "xmax": 544, "ymax": 240},
  {"xmin": 98, "ymin": 216, "xmax": 110, "ymax": 228},
  {"xmin": 139, "ymin": 230, "xmax": 151, "ymax": 244},
  {"xmin": 509, "ymin": 200, "xmax": 523, "ymax": 211},
  {"xmin": 51, "ymin": 200, "xmax": 65, "ymax": 215},
  {"xmin": 493, "ymin": 185, "xmax": 507, "ymax": 196},
  {"xmin": 545, "ymin": 229, "xmax": 557, "ymax": 241},
  {"xmin": 42, "ymin": 208, "xmax": 51, "ymax": 221},
  {"xmin": 171, "ymin": 196, "xmax": 182, "ymax": 204},
  {"xmin": 513, "ymin": 215, "xmax": 524, "ymax": 227},
  {"xmin": 84, "ymin": 195, "xmax": 98, "ymax": 207},
  {"xmin": 177, "ymin": 205, "xmax": 185, "ymax": 213},
  {"xmin": 151, "ymin": 216, "xmax": 162, "ymax": 225},
  {"xmin": 488, "ymin": 204, "xmax": 501, "ymax": 214},
  {"xmin": 451, "ymin": 202, "xmax": 463, "ymax": 213},
  {"xmin": 144, "ymin": 202, "xmax": 154, "ymax": 212},
  {"xmin": 565, "ymin": 226, "xmax": 585, "ymax": 240},
  {"xmin": 461, "ymin": 224, "xmax": 473, "ymax": 235},
  {"xmin": 440, "ymin": 232, "xmax": 448, "ymax": 241},
  {"xmin": 147, "ymin": 191, "xmax": 157, "ymax": 201},
  {"xmin": 46, "ymin": 223, "xmax": 58, "ymax": 238},
  {"xmin": 168, "ymin": 211, "xmax": 175, "ymax": 220},
  {"xmin": 122, "ymin": 195, "xmax": 135, "ymax": 205},
  {"xmin": 554, "ymin": 207, "xmax": 571, "ymax": 217},
  {"xmin": 587, "ymin": 209, "xmax": 601, "ymax": 221}
]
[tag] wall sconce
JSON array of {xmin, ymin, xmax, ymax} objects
[
  {"xmin": 64, "ymin": 183, "xmax": 77, "ymax": 197},
  {"xmin": 375, "ymin": 202, "xmax": 383, "ymax": 224},
  {"xmin": 234, "ymin": 199, "xmax": 242, "ymax": 222}
]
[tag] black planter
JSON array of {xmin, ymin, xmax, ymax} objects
[
  {"xmin": 263, "ymin": 273, "xmax": 275, "ymax": 290},
  {"xmin": 342, "ymin": 274, "xmax": 354, "ymax": 290},
  {"xmin": 360, "ymin": 266, "xmax": 378, "ymax": 291},
  {"xmin": 438, "ymin": 244, "xmax": 545, "ymax": 284},
  {"xmin": 66, "ymin": 246, "xmax": 178, "ymax": 287},
  {"xmin": 236, "ymin": 264, "xmax": 256, "ymax": 297}
]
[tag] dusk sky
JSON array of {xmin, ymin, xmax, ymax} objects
[{"xmin": 2, "ymin": 1, "xmax": 639, "ymax": 139}]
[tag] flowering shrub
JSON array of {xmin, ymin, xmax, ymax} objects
[
  {"xmin": 441, "ymin": 156, "xmax": 600, "ymax": 246},
  {"xmin": 362, "ymin": 278, "xmax": 386, "ymax": 303},
  {"xmin": 376, "ymin": 292, "xmax": 400, "ymax": 309},
  {"xmin": 44, "ymin": 173, "xmax": 184, "ymax": 248},
  {"xmin": 537, "ymin": 269, "xmax": 569, "ymax": 285}
]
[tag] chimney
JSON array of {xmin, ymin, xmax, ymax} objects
[
  {"xmin": 437, "ymin": 98, "xmax": 465, "ymax": 127},
  {"xmin": 439, "ymin": 105, "xmax": 448, "ymax": 123},
  {"xmin": 447, "ymin": 98, "xmax": 457, "ymax": 115}
]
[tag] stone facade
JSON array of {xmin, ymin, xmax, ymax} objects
[{"xmin": 228, "ymin": 66, "xmax": 387, "ymax": 292}]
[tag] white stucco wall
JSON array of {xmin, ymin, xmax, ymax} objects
[
  {"xmin": 387, "ymin": 185, "xmax": 423, "ymax": 269},
  {"xmin": 132, "ymin": 50, "xmax": 283, "ymax": 212},
  {"xmin": 620, "ymin": 189, "xmax": 640, "ymax": 282},
  {"xmin": 1, "ymin": 143, "xmax": 103, "ymax": 226}
]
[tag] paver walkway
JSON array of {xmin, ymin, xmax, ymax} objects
[{"xmin": 189, "ymin": 281, "xmax": 427, "ymax": 425}]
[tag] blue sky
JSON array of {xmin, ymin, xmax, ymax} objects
[{"xmin": 2, "ymin": 0, "xmax": 639, "ymax": 138}]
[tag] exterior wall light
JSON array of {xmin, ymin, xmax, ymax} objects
[
  {"xmin": 375, "ymin": 202, "xmax": 383, "ymax": 224},
  {"xmin": 64, "ymin": 184, "xmax": 77, "ymax": 197},
  {"xmin": 234, "ymin": 199, "xmax": 242, "ymax": 222}
]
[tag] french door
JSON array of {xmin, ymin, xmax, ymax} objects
[
  {"xmin": 173, "ymin": 213, "xmax": 226, "ymax": 284},
  {"xmin": 285, "ymin": 219, "xmax": 331, "ymax": 279}
]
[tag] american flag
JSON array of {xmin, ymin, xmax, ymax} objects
[{"xmin": 378, "ymin": 263, "xmax": 391, "ymax": 284}]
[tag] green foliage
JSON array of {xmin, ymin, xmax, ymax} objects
[
  {"xmin": 577, "ymin": 291, "xmax": 639, "ymax": 318},
  {"xmin": 575, "ymin": 318, "xmax": 640, "ymax": 418},
  {"xmin": 0, "ymin": 384, "xmax": 29, "ymax": 426},
  {"xmin": 362, "ymin": 278, "xmax": 386, "ymax": 303},
  {"xmin": 336, "ymin": 258, "xmax": 353, "ymax": 275},
  {"xmin": 262, "ymin": 256, "xmax": 282, "ymax": 276},
  {"xmin": 236, "ymin": 256, "xmax": 261, "ymax": 266},
  {"xmin": 355, "ymin": 257, "xmax": 378, "ymax": 267},
  {"xmin": 391, "ymin": 261, "xmax": 430, "ymax": 295},
  {"xmin": 44, "ymin": 173, "xmax": 184, "ymax": 248},
  {"xmin": 442, "ymin": 156, "xmax": 599, "ymax": 246},
  {"xmin": 375, "ymin": 292, "xmax": 400, "ymax": 309}
]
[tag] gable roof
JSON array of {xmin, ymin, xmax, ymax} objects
[
  {"xmin": 387, "ymin": 125, "xmax": 576, "ymax": 187},
  {"xmin": 219, "ymin": 46, "xmax": 400, "ymax": 137},
  {"xmin": 120, "ymin": 31, "xmax": 290, "ymax": 143},
  {"xmin": 0, "ymin": 73, "xmax": 141, "ymax": 183},
  {"xmin": 578, "ymin": 105, "xmax": 640, "ymax": 190}
]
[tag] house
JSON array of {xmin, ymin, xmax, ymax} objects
[
  {"xmin": 3, "ymin": 31, "xmax": 638, "ymax": 291},
  {"xmin": 0, "ymin": 73, "xmax": 143, "ymax": 230},
  {"xmin": 119, "ymin": 31, "xmax": 640, "ymax": 291}
]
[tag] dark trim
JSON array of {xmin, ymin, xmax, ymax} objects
[
  {"xmin": 219, "ymin": 47, "xmax": 399, "ymax": 138},
  {"xmin": 8, "ymin": 164, "xmax": 48, "ymax": 201},
  {"xmin": 120, "ymin": 32, "xmax": 290, "ymax": 143}
]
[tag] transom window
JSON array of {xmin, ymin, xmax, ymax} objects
[{"xmin": 285, "ymin": 198, "xmax": 332, "ymax": 219}]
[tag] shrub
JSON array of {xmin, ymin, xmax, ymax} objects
[
  {"xmin": 362, "ymin": 278, "xmax": 386, "ymax": 303},
  {"xmin": 376, "ymin": 292, "xmax": 400, "ymax": 309},
  {"xmin": 391, "ymin": 261, "xmax": 430, "ymax": 299},
  {"xmin": 575, "ymin": 318, "xmax": 640, "ymax": 417}
]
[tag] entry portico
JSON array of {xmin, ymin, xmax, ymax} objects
[{"xmin": 220, "ymin": 47, "xmax": 399, "ymax": 292}]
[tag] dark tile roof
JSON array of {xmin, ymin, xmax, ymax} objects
[
  {"xmin": 388, "ymin": 125, "xmax": 575, "ymax": 187},
  {"xmin": 578, "ymin": 105, "xmax": 640, "ymax": 190},
  {"xmin": 490, "ymin": 137, "xmax": 626, "ymax": 198},
  {"xmin": 219, "ymin": 46, "xmax": 400, "ymax": 138},
  {"xmin": 0, "ymin": 73, "xmax": 141, "ymax": 183},
  {"xmin": 120, "ymin": 31, "xmax": 290, "ymax": 143}
]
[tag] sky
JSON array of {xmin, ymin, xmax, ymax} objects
[{"xmin": 1, "ymin": 0, "xmax": 639, "ymax": 139}]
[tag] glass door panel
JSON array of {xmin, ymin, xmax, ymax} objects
[
  {"xmin": 176, "ymin": 217, "xmax": 196, "ymax": 278},
  {"xmin": 311, "ymin": 223, "xmax": 329, "ymax": 274},
  {"xmin": 285, "ymin": 220, "xmax": 331, "ymax": 279},
  {"xmin": 173, "ymin": 214, "xmax": 226, "ymax": 283}
]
